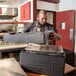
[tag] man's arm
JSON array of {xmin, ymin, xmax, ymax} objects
[
  {"xmin": 47, "ymin": 24, "xmax": 61, "ymax": 40},
  {"xmin": 51, "ymin": 26, "xmax": 57, "ymax": 33},
  {"xmin": 51, "ymin": 26, "xmax": 61, "ymax": 40},
  {"xmin": 23, "ymin": 23, "xmax": 33, "ymax": 32}
]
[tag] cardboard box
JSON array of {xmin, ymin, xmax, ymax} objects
[
  {"xmin": 64, "ymin": 63, "xmax": 76, "ymax": 74},
  {"xmin": 0, "ymin": 58, "xmax": 27, "ymax": 76}
]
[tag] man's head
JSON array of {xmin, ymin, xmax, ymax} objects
[{"xmin": 38, "ymin": 10, "xmax": 47, "ymax": 25}]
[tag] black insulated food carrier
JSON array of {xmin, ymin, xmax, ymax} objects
[{"xmin": 20, "ymin": 46, "xmax": 65, "ymax": 76}]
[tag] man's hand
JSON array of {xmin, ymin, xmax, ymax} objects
[{"xmin": 53, "ymin": 32, "xmax": 61, "ymax": 40}]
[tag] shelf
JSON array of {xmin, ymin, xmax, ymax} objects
[
  {"xmin": 0, "ymin": 22, "xmax": 28, "ymax": 24},
  {"xmin": 0, "ymin": 15, "xmax": 16, "ymax": 19}
]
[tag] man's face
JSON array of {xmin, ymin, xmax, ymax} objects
[{"xmin": 38, "ymin": 13, "xmax": 47, "ymax": 25}]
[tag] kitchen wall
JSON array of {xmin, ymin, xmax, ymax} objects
[
  {"xmin": 59, "ymin": 0, "xmax": 76, "ymax": 11},
  {"xmin": 37, "ymin": 0, "xmax": 59, "ymax": 12}
]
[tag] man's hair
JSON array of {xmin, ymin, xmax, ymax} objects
[{"xmin": 38, "ymin": 10, "xmax": 47, "ymax": 15}]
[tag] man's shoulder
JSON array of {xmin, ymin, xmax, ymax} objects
[{"xmin": 46, "ymin": 22, "xmax": 53, "ymax": 26}]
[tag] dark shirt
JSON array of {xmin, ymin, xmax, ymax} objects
[{"xmin": 23, "ymin": 21, "xmax": 57, "ymax": 33}]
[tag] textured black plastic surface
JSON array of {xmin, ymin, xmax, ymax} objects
[{"xmin": 20, "ymin": 50, "xmax": 65, "ymax": 76}]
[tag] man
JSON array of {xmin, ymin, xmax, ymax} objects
[
  {"xmin": 23, "ymin": 10, "xmax": 57, "ymax": 33},
  {"xmin": 23, "ymin": 10, "xmax": 60, "ymax": 44}
]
